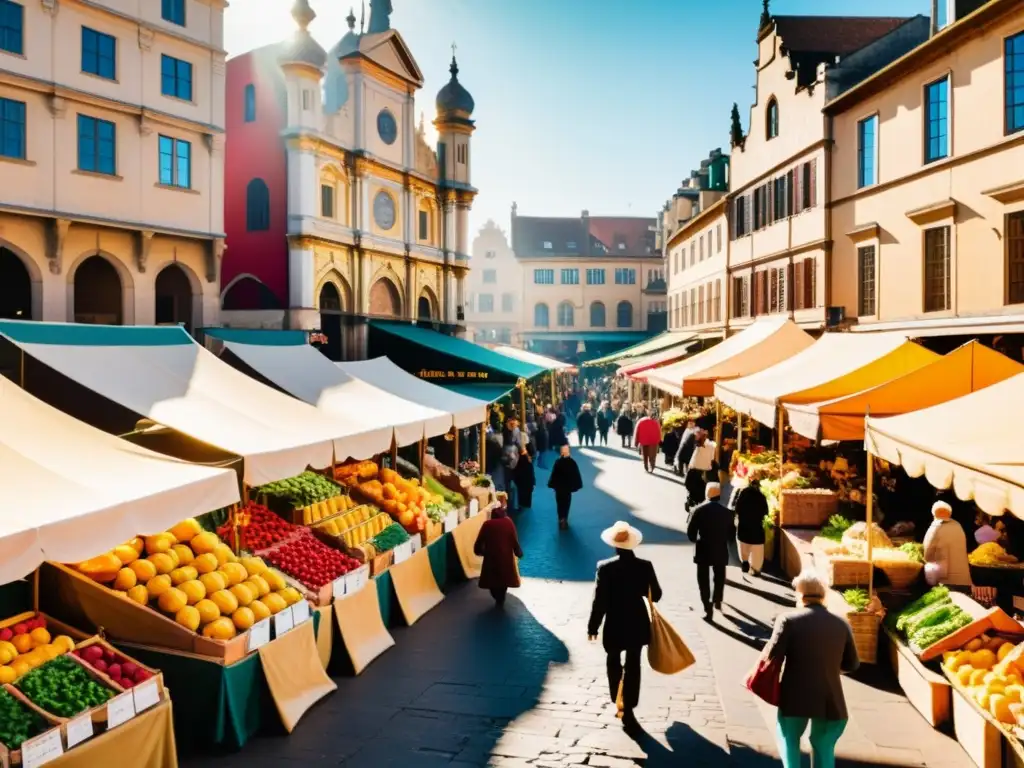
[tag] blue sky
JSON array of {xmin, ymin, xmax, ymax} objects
[{"xmin": 226, "ymin": 0, "xmax": 933, "ymax": 237}]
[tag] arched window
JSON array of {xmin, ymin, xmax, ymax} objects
[
  {"xmin": 557, "ymin": 301, "xmax": 574, "ymax": 328},
  {"xmin": 766, "ymin": 97, "xmax": 779, "ymax": 140},
  {"xmin": 590, "ymin": 301, "xmax": 606, "ymax": 328},
  {"xmin": 244, "ymin": 84, "xmax": 256, "ymax": 122},
  {"xmin": 616, "ymin": 300, "xmax": 633, "ymax": 328},
  {"xmin": 246, "ymin": 178, "xmax": 270, "ymax": 231},
  {"xmin": 534, "ymin": 302, "xmax": 549, "ymax": 328}
]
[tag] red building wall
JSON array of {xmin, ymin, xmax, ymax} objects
[{"xmin": 223, "ymin": 48, "xmax": 289, "ymax": 309}]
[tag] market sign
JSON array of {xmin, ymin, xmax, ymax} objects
[
  {"xmin": 417, "ymin": 369, "xmax": 490, "ymax": 381},
  {"xmin": 308, "ymin": 332, "xmax": 328, "ymax": 345}
]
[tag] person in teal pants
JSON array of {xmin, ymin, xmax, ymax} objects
[{"xmin": 761, "ymin": 570, "xmax": 859, "ymax": 768}]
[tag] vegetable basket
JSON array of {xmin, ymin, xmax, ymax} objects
[
  {"xmin": 875, "ymin": 560, "xmax": 923, "ymax": 590},
  {"xmin": 779, "ymin": 489, "xmax": 838, "ymax": 529},
  {"xmin": 847, "ymin": 610, "xmax": 881, "ymax": 664},
  {"xmin": 814, "ymin": 552, "xmax": 871, "ymax": 587}
]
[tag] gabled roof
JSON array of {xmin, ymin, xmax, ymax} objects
[
  {"xmin": 340, "ymin": 29, "xmax": 424, "ymax": 88},
  {"xmin": 587, "ymin": 217, "xmax": 656, "ymax": 257},
  {"xmin": 512, "ymin": 216, "xmax": 588, "ymax": 258}
]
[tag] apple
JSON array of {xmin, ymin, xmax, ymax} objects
[
  {"xmin": 93, "ymin": 659, "xmax": 108, "ymax": 673},
  {"xmin": 107, "ymin": 663, "xmax": 122, "ymax": 679},
  {"xmin": 0, "ymin": 628, "xmax": 12, "ymax": 642},
  {"xmin": 13, "ymin": 623, "xmax": 28, "ymax": 635}
]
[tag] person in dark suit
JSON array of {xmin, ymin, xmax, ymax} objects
[
  {"xmin": 547, "ymin": 444, "xmax": 583, "ymax": 530},
  {"xmin": 686, "ymin": 483, "xmax": 734, "ymax": 621},
  {"xmin": 733, "ymin": 479, "xmax": 769, "ymax": 577},
  {"xmin": 588, "ymin": 521, "xmax": 663, "ymax": 729}
]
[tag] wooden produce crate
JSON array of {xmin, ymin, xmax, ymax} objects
[
  {"xmin": 0, "ymin": 689, "xmax": 62, "ymax": 768},
  {"xmin": 424, "ymin": 519, "xmax": 443, "ymax": 545},
  {"xmin": 917, "ymin": 596, "xmax": 1018, "ymax": 663},
  {"xmin": 779, "ymin": 489, "xmax": 837, "ymax": 529},
  {"xmin": 6, "ymin": 652, "xmax": 122, "ymax": 728},
  {"xmin": 0, "ymin": 611, "xmax": 90, "ymax": 643},
  {"xmin": 848, "ymin": 610, "xmax": 881, "ymax": 664},
  {"xmin": 950, "ymin": 679, "xmax": 1007, "ymax": 768},
  {"xmin": 884, "ymin": 627, "xmax": 951, "ymax": 727},
  {"xmin": 73, "ymin": 636, "xmax": 166, "ymax": 702},
  {"xmin": 814, "ymin": 551, "xmax": 871, "ymax": 588},
  {"xmin": 370, "ymin": 549, "xmax": 393, "ymax": 577}
]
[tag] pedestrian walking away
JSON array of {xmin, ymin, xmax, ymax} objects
[
  {"xmin": 684, "ymin": 428, "xmax": 717, "ymax": 511},
  {"xmin": 577, "ymin": 403, "xmax": 596, "ymax": 447},
  {"xmin": 473, "ymin": 504, "xmax": 524, "ymax": 607},
  {"xmin": 547, "ymin": 444, "xmax": 583, "ymax": 529},
  {"xmin": 762, "ymin": 569, "xmax": 860, "ymax": 768},
  {"xmin": 633, "ymin": 411, "xmax": 661, "ymax": 473},
  {"xmin": 596, "ymin": 402, "xmax": 613, "ymax": 446},
  {"xmin": 674, "ymin": 419, "xmax": 697, "ymax": 476},
  {"xmin": 513, "ymin": 443, "xmax": 536, "ymax": 509},
  {"xmin": 588, "ymin": 521, "xmax": 663, "ymax": 731},
  {"xmin": 686, "ymin": 483, "xmax": 733, "ymax": 621},
  {"xmin": 733, "ymin": 477, "xmax": 769, "ymax": 577},
  {"xmin": 616, "ymin": 409, "xmax": 634, "ymax": 448}
]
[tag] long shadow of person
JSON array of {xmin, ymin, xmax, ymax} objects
[{"xmin": 628, "ymin": 721, "xmax": 778, "ymax": 767}]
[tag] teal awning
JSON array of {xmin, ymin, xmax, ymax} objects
[
  {"xmin": 369, "ymin": 322, "xmax": 545, "ymax": 384},
  {"xmin": 0, "ymin": 321, "xmax": 192, "ymax": 346},
  {"xmin": 521, "ymin": 331, "xmax": 653, "ymax": 343},
  {"xmin": 439, "ymin": 383, "xmax": 516, "ymax": 403},
  {"xmin": 202, "ymin": 328, "xmax": 306, "ymax": 346},
  {"xmin": 584, "ymin": 331, "xmax": 698, "ymax": 366}
]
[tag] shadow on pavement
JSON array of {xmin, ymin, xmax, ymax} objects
[
  {"xmin": 726, "ymin": 578, "xmax": 796, "ymax": 607},
  {"xmin": 707, "ymin": 616, "xmax": 768, "ymax": 652}
]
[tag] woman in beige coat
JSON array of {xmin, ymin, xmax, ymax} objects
[{"xmin": 923, "ymin": 500, "xmax": 973, "ymax": 588}]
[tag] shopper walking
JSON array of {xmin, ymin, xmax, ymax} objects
[
  {"xmin": 763, "ymin": 569, "xmax": 859, "ymax": 768},
  {"xmin": 588, "ymin": 521, "xmax": 663, "ymax": 731},
  {"xmin": 549, "ymin": 411, "xmax": 568, "ymax": 450},
  {"xmin": 577, "ymin": 404, "xmax": 596, "ymax": 447},
  {"xmin": 473, "ymin": 504, "xmax": 524, "ymax": 607},
  {"xmin": 513, "ymin": 444, "xmax": 536, "ymax": 510},
  {"xmin": 547, "ymin": 444, "xmax": 583, "ymax": 530},
  {"xmin": 597, "ymin": 402, "xmax": 614, "ymax": 446},
  {"xmin": 734, "ymin": 478, "xmax": 769, "ymax": 577},
  {"xmin": 686, "ymin": 483, "xmax": 733, "ymax": 621},
  {"xmin": 685, "ymin": 428, "xmax": 717, "ymax": 512},
  {"xmin": 633, "ymin": 411, "xmax": 661, "ymax": 474},
  {"xmin": 616, "ymin": 409, "xmax": 634, "ymax": 448}
]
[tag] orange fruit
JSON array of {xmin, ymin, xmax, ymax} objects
[
  {"xmin": 213, "ymin": 543, "xmax": 235, "ymax": 567},
  {"xmin": 193, "ymin": 553, "xmax": 219, "ymax": 575},
  {"xmin": 279, "ymin": 587, "xmax": 302, "ymax": 606},
  {"xmin": 171, "ymin": 544, "xmax": 195, "ymax": 566},
  {"xmin": 52, "ymin": 636, "xmax": 75, "ymax": 654},
  {"xmin": 127, "ymin": 537, "xmax": 145, "ymax": 555},
  {"xmin": 241, "ymin": 557, "xmax": 267, "ymax": 577},
  {"xmin": 200, "ymin": 572, "xmax": 227, "ymax": 594},
  {"xmin": 170, "ymin": 566, "xmax": 198, "ymax": 586},
  {"xmin": 40, "ymin": 644, "xmax": 60, "ymax": 661},
  {"xmin": 10, "ymin": 660, "xmax": 30, "ymax": 678},
  {"xmin": 245, "ymin": 576, "xmax": 270, "ymax": 598},
  {"xmin": 190, "ymin": 532, "xmax": 220, "ymax": 555},
  {"xmin": 0, "ymin": 666, "xmax": 15, "ymax": 684},
  {"xmin": 158, "ymin": 587, "xmax": 188, "ymax": 614},
  {"xmin": 29, "ymin": 628, "xmax": 51, "ymax": 647},
  {"xmin": 195, "ymin": 599, "xmax": 221, "ymax": 625},
  {"xmin": 209, "ymin": 590, "xmax": 238, "ymax": 615},
  {"xmin": 180, "ymin": 580, "xmax": 206, "ymax": 605},
  {"xmin": 262, "ymin": 593, "xmax": 287, "ymax": 615},
  {"xmin": 113, "ymin": 544, "xmax": 140, "ymax": 565},
  {"xmin": 127, "ymin": 585, "xmax": 149, "ymax": 605},
  {"xmin": 146, "ymin": 574, "xmax": 173, "ymax": 599},
  {"xmin": 145, "ymin": 533, "xmax": 174, "ymax": 555},
  {"xmin": 129, "ymin": 558, "xmax": 157, "ymax": 582},
  {"xmin": 169, "ymin": 518, "xmax": 202, "ymax": 543},
  {"xmin": 231, "ymin": 607, "xmax": 255, "ymax": 631},
  {"xmin": 148, "ymin": 553, "xmax": 175, "ymax": 575},
  {"xmin": 201, "ymin": 617, "xmax": 236, "ymax": 640},
  {"xmin": 263, "ymin": 570, "xmax": 286, "ymax": 591},
  {"xmin": 249, "ymin": 600, "xmax": 271, "ymax": 622},
  {"xmin": 220, "ymin": 563, "xmax": 247, "ymax": 586},
  {"xmin": 12, "ymin": 634, "xmax": 34, "ymax": 654},
  {"xmin": 229, "ymin": 584, "xmax": 254, "ymax": 607},
  {"xmin": 165, "ymin": 547, "xmax": 180, "ymax": 568},
  {"xmin": 113, "ymin": 567, "xmax": 137, "ymax": 591},
  {"xmin": 175, "ymin": 605, "xmax": 201, "ymax": 632}
]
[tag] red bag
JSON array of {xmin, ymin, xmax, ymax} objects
[{"xmin": 744, "ymin": 656, "xmax": 782, "ymax": 706}]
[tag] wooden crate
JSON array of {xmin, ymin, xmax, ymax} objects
[
  {"xmin": 814, "ymin": 551, "xmax": 871, "ymax": 587},
  {"xmin": 885, "ymin": 627, "xmax": 951, "ymax": 727},
  {"xmin": 848, "ymin": 610, "xmax": 881, "ymax": 664},
  {"xmin": 951, "ymin": 682, "xmax": 1004, "ymax": 768},
  {"xmin": 370, "ymin": 549, "xmax": 393, "ymax": 577},
  {"xmin": 73, "ymin": 636, "xmax": 166, "ymax": 702},
  {"xmin": 779, "ymin": 489, "xmax": 838, "ymax": 529},
  {"xmin": 424, "ymin": 519, "xmax": 443, "ymax": 545},
  {"xmin": 0, "ymin": 687, "xmax": 62, "ymax": 768}
]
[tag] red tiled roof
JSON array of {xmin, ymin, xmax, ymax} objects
[
  {"xmin": 773, "ymin": 16, "xmax": 913, "ymax": 56},
  {"xmin": 586, "ymin": 217, "xmax": 656, "ymax": 257}
]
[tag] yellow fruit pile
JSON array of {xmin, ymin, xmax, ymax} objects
[
  {"xmin": 301, "ymin": 495, "xmax": 357, "ymax": 525},
  {"xmin": 944, "ymin": 633, "xmax": 1024, "ymax": 725},
  {"xmin": 969, "ymin": 542, "xmax": 1019, "ymax": 566},
  {"xmin": 0, "ymin": 629, "xmax": 76, "ymax": 683},
  {"xmin": 72, "ymin": 519, "xmax": 304, "ymax": 642}
]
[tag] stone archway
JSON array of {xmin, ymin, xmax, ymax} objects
[
  {"xmin": 0, "ymin": 247, "xmax": 32, "ymax": 320},
  {"xmin": 418, "ymin": 286, "xmax": 438, "ymax": 320},
  {"xmin": 369, "ymin": 277, "xmax": 401, "ymax": 318},
  {"xmin": 74, "ymin": 255, "xmax": 123, "ymax": 324},
  {"xmin": 318, "ymin": 282, "xmax": 343, "ymax": 361},
  {"xmin": 155, "ymin": 264, "xmax": 194, "ymax": 332}
]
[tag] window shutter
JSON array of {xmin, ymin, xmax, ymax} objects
[
  {"xmin": 808, "ymin": 159, "xmax": 817, "ymax": 209},
  {"xmin": 784, "ymin": 263, "xmax": 793, "ymax": 311},
  {"xmin": 769, "ymin": 268, "xmax": 778, "ymax": 312},
  {"xmin": 753, "ymin": 273, "xmax": 761, "ymax": 315},
  {"xmin": 767, "ymin": 182, "xmax": 774, "ymax": 224},
  {"xmin": 743, "ymin": 275, "xmax": 750, "ymax": 316},
  {"xmin": 745, "ymin": 194, "xmax": 753, "ymax": 234},
  {"xmin": 805, "ymin": 257, "xmax": 816, "ymax": 308},
  {"xmin": 794, "ymin": 167, "xmax": 803, "ymax": 214},
  {"xmin": 793, "ymin": 261, "xmax": 804, "ymax": 310}
]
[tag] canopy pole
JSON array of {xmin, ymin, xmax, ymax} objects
[
  {"xmin": 714, "ymin": 399, "xmax": 723, "ymax": 467},
  {"xmin": 519, "ymin": 379, "xmax": 526, "ymax": 424},
  {"xmin": 453, "ymin": 426, "xmax": 460, "ymax": 470},
  {"xmin": 737, "ymin": 412, "xmax": 744, "ymax": 454},
  {"xmin": 777, "ymin": 407, "xmax": 785, "ymax": 479},
  {"xmin": 419, "ymin": 436, "xmax": 426, "ymax": 473},
  {"xmin": 550, "ymin": 372, "xmax": 555, "ymax": 406},
  {"xmin": 480, "ymin": 407, "xmax": 488, "ymax": 469},
  {"xmin": 19, "ymin": 349, "xmax": 24, "ymax": 387},
  {"xmin": 867, "ymin": 451, "xmax": 876, "ymax": 600},
  {"xmin": 390, "ymin": 434, "xmax": 398, "ymax": 470}
]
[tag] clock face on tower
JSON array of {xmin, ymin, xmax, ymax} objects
[
  {"xmin": 377, "ymin": 109, "xmax": 397, "ymax": 145},
  {"xmin": 373, "ymin": 191, "xmax": 396, "ymax": 231}
]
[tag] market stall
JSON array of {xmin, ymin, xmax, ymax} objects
[
  {"xmin": 583, "ymin": 330, "xmax": 696, "ymax": 367},
  {"xmin": 618, "ymin": 338, "xmax": 701, "ymax": 379},
  {"xmin": 489, "ymin": 345, "xmax": 576, "ymax": 372}
]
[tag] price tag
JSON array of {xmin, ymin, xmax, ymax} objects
[
  {"xmin": 248, "ymin": 618, "xmax": 271, "ymax": 652},
  {"xmin": 392, "ymin": 541, "xmax": 412, "ymax": 564},
  {"xmin": 469, "ymin": 499, "xmax": 480, "ymax": 517},
  {"xmin": 274, "ymin": 605, "xmax": 294, "ymax": 637},
  {"xmin": 345, "ymin": 565, "xmax": 369, "ymax": 596},
  {"xmin": 133, "ymin": 678, "xmax": 160, "ymax": 713},
  {"xmin": 443, "ymin": 511, "xmax": 458, "ymax": 533},
  {"xmin": 106, "ymin": 690, "xmax": 137, "ymax": 729},
  {"xmin": 20, "ymin": 728, "xmax": 63, "ymax": 768},
  {"xmin": 410, "ymin": 535, "xmax": 422, "ymax": 555},
  {"xmin": 65, "ymin": 712, "xmax": 94, "ymax": 749},
  {"xmin": 292, "ymin": 599, "xmax": 311, "ymax": 625},
  {"xmin": 332, "ymin": 575, "xmax": 347, "ymax": 599}
]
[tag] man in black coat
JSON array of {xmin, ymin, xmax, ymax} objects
[
  {"xmin": 687, "ymin": 483, "xmax": 734, "ymax": 621},
  {"xmin": 547, "ymin": 444, "xmax": 583, "ymax": 530},
  {"xmin": 733, "ymin": 479, "xmax": 769, "ymax": 577},
  {"xmin": 588, "ymin": 521, "xmax": 663, "ymax": 728}
]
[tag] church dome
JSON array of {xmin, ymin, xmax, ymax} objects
[
  {"xmin": 436, "ymin": 56, "xmax": 474, "ymax": 117},
  {"xmin": 280, "ymin": 0, "xmax": 327, "ymax": 70}
]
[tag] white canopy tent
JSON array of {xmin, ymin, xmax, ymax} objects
[
  {"xmin": 0, "ymin": 375, "xmax": 239, "ymax": 585},
  {"xmin": 489, "ymin": 345, "xmax": 576, "ymax": 371}
]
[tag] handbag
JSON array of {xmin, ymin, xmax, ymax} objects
[
  {"xmin": 744, "ymin": 655, "xmax": 782, "ymax": 706},
  {"xmin": 647, "ymin": 590, "xmax": 695, "ymax": 675}
]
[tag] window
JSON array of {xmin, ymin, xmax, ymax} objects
[
  {"xmin": 617, "ymin": 242, "xmax": 626, "ymax": 251},
  {"xmin": 1008, "ymin": 212, "xmax": 1024, "ymax": 304},
  {"xmin": 161, "ymin": 0, "xmax": 185, "ymax": 25},
  {"xmin": 418, "ymin": 210, "xmax": 429, "ymax": 240},
  {"xmin": 689, "ymin": 242, "xmax": 695, "ymax": 266},
  {"xmin": 161, "ymin": 55, "xmax": 193, "ymax": 101},
  {"xmin": 482, "ymin": 269, "xmax": 497, "ymax": 284},
  {"xmin": 590, "ymin": 301, "xmax": 606, "ymax": 327},
  {"xmin": 732, "ymin": 276, "xmax": 749, "ymax": 318},
  {"xmin": 794, "ymin": 257, "xmax": 816, "ymax": 310},
  {"xmin": 858, "ymin": 115, "xmax": 878, "ymax": 187},
  {"xmin": 0, "ymin": 97, "xmax": 25, "ymax": 159},
  {"xmin": 246, "ymin": 178, "xmax": 270, "ymax": 231},
  {"xmin": 616, "ymin": 301, "xmax": 632, "ymax": 328},
  {"xmin": 560, "ymin": 268, "xmax": 579, "ymax": 285},
  {"xmin": 478, "ymin": 294, "xmax": 494, "ymax": 313},
  {"xmin": 800, "ymin": 160, "xmax": 816, "ymax": 210},
  {"xmin": 1007, "ymin": 32, "xmax": 1024, "ymax": 135},
  {"xmin": 534, "ymin": 303, "xmax": 549, "ymax": 327},
  {"xmin": 244, "ymin": 84, "xmax": 256, "ymax": 122},
  {"xmin": 717, "ymin": 224, "xmax": 722, "ymax": 253},
  {"xmin": 924, "ymin": 226, "xmax": 951, "ymax": 312},
  {"xmin": 302, "ymin": 90, "xmax": 311, "ymax": 111},
  {"xmin": 82, "ymin": 27, "xmax": 116, "ymax": 80},
  {"xmin": 698, "ymin": 286, "xmax": 705, "ymax": 324},
  {"xmin": 0, "ymin": 0, "xmax": 23, "ymax": 55},
  {"xmin": 533, "ymin": 269, "xmax": 554, "ymax": 285},
  {"xmin": 924, "ymin": 76, "xmax": 949, "ymax": 163},
  {"xmin": 614, "ymin": 268, "xmax": 635, "ymax": 285},
  {"xmin": 77, "ymin": 115, "xmax": 116, "ymax": 175},
  {"xmin": 699, "ymin": 236, "xmax": 704, "ymax": 261},
  {"xmin": 557, "ymin": 301, "xmax": 574, "ymax": 327},
  {"xmin": 858, "ymin": 246, "xmax": 876, "ymax": 316},
  {"xmin": 542, "ymin": 241, "xmax": 552, "ymax": 250},
  {"xmin": 158, "ymin": 135, "xmax": 190, "ymax": 188},
  {"xmin": 320, "ymin": 184, "xmax": 334, "ymax": 217},
  {"xmin": 586, "ymin": 268, "xmax": 605, "ymax": 285},
  {"xmin": 734, "ymin": 196, "xmax": 749, "ymax": 237},
  {"xmin": 766, "ymin": 98, "xmax": 779, "ymax": 139},
  {"xmin": 773, "ymin": 176, "xmax": 788, "ymax": 222},
  {"xmin": 714, "ymin": 280, "xmax": 721, "ymax": 322},
  {"xmin": 501, "ymin": 293, "xmax": 513, "ymax": 312}
]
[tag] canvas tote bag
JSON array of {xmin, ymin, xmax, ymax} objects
[{"xmin": 647, "ymin": 590, "xmax": 695, "ymax": 675}]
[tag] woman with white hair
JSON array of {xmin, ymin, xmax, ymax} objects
[
  {"xmin": 762, "ymin": 569, "xmax": 859, "ymax": 768},
  {"xmin": 923, "ymin": 500, "xmax": 973, "ymax": 588}
]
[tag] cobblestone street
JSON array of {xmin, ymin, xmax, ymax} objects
[{"xmin": 186, "ymin": 441, "xmax": 975, "ymax": 767}]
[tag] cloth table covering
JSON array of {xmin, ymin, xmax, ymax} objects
[
  {"xmin": 388, "ymin": 547, "xmax": 444, "ymax": 625},
  {"xmin": 47, "ymin": 699, "xmax": 178, "ymax": 768},
  {"xmin": 257, "ymin": 617, "xmax": 336, "ymax": 732}
]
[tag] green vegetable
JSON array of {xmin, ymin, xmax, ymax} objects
[
  {"xmin": 424, "ymin": 503, "xmax": 448, "ymax": 523},
  {"xmin": 16, "ymin": 656, "xmax": 114, "ymax": 719},
  {"xmin": 899, "ymin": 542, "xmax": 925, "ymax": 564},
  {"xmin": 910, "ymin": 608, "xmax": 972, "ymax": 649},
  {"xmin": 0, "ymin": 688, "xmax": 46, "ymax": 749},
  {"xmin": 893, "ymin": 586, "xmax": 951, "ymax": 631},
  {"xmin": 424, "ymin": 476, "xmax": 466, "ymax": 507},
  {"xmin": 256, "ymin": 471, "xmax": 343, "ymax": 511},
  {"xmin": 903, "ymin": 601, "xmax": 955, "ymax": 637},
  {"xmin": 843, "ymin": 588, "xmax": 870, "ymax": 612},
  {"xmin": 821, "ymin": 514, "xmax": 854, "ymax": 542},
  {"xmin": 370, "ymin": 523, "xmax": 411, "ymax": 553}
]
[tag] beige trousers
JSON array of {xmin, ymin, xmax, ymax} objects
[{"xmin": 738, "ymin": 540, "xmax": 764, "ymax": 573}]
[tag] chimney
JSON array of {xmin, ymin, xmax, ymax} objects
[
  {"xmin": 930, "ymin": 0, "xmax": 939, "ymax": 35},
  {"xmin": 581, "ymin": 209, "xmax": 589, "ymax": 218},
  {"xmin": 511, "ymin": 201, "xmax": 518, "ymax": 218}
]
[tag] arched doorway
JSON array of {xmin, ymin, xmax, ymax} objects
[
  {"xmin": 0, "ymin": 248, "xmax": 31, "ymax": 320},
  {"xmin": 155, "ymin": 264, "xmax": 194, "ymax": 332},
  {"xmin": 74, "ymin": 255, "xmax": 122, "ymax": 324},
  {"xmin": 221, "ymin": 276, "xmax": 282, "ymax": 311},
  {"xmin": 417, "ymin": 295, "xmax": 431, "ymax": 320},
  {"xmin": 319, "ymin": 282, "xmax": 343, "ymax": 361},
  {"xmin": 369, "ymin": 277, "xmax": 400, "ymax": 317}
]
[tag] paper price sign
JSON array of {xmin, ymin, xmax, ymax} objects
[
  {"xmin": 292, "ymin": 599, "xmax": 311, "ymax": 625},
  {"xmin": 248, "ymin": 618, "xmax": 271, "ymax": 652},
  {"xmin": 274, "ymin": 605, "xmax": 295, "ymax": 637},
  {"xmin": 65, "ymin": 712, "xmax": 94, "ymax": 749},
  {"xmin": 133, "ymin": 678, "xmax": 160, "ymax": 713},
  {"xmin": 20, "ymin": 728, "xmax": 63, "ymax": 768},
  {"xmin": 392, "ymin": 541, "xmax": 413, "ymax": 564},
  {"xmin": 107, "ymin": 690, "xmax": 137, "ymax": 729},
  {"xmin": 410, "ymin": 536, "xmax": 422, "ymax": 555},
  {"xmin": 332, "ymin": 575, "xmax": 347, "ymax": 599},
  {"xmin": 345, "ymin": 565, "xmax": 369, "ymax": 596},
  {"xmin": 443, "ymin": 511, "xmax": 458, "ymax": 533},
  {"xmin": 469, "ymin": 499, "xmax": 480, "ymax": 517}
]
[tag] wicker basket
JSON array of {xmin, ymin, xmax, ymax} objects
[
  {"xmin": 848, "ymin": 610, "xmax": 881, "ymax": 664},
  {"xmin": 875, "ymin": 560, "xmax": 924, "ymax": 590},
  {"xmin": 779, "ymin": 489, "xmax": 838, "ymax": 528},
  {"xmin": 815, "ymin": 551, "xmax": 871, "ymax": 587}
]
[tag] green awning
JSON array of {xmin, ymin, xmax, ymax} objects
[
  {"xmin": 0, "ymin": 321, "xmax": 192, "ymax": 346},
  {"xmin": 439, "ymin": 383, "xmax": 516, "ymax": 403},
  {"xmin": 202, "ymin": 328, "xmax": 306, "ymax": 346},
  {"xmin": 521, "ymin": 331, "xmax": 653, "ymax": 343},
  {"xmin": 583, "ymin": 331, "xmax": 697, "ymax": 366},
  {"xmin": 369, "ymin": 322, "xmax": 545, "ymax": 385}
]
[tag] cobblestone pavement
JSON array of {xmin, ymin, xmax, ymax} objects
[{"xmin": 186, "ymin": 441, "xmax": 974, "ymax": 767}]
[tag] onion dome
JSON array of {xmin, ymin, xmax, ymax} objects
[
  {"xmin": 280, "ymin": 0, "xmax": 327, "ymax": 70},
  {"xmin": 435, "ymin": 55, "xmax": 475, "ymax": 118},
  {"xmin": 334, "ymin": 7, "xmax": 360, "ymax": 57}
]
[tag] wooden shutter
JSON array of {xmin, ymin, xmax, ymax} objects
[
  {"xmin": 753, "ymin": 272, "xmax": 762, "ymax": 315},
  {"xmin": 769, "ymin": 268, "xmax": 778, "ymax": 312},
  {"xmin": 784, "ymin": 264, "xmax": 793, "ymax": 311},
  {"xmin": 804, "ymin": 257, "xmax": 816, "ymax": 308},
  {"xmin": 745, "ymin": 194, "xmax": 753, "ymax": 235},
  {"xmin": 808, "ymin": 159, "xmax": 817, "ymax": 209},
  {"xmin": 794, "ymin": 166, "xmax": 804, "ymax": 214},
  {"xmin": 767, "ymin": 182, "xmax": 774, "ymax": 224},
  {"xmin": 793, "ymin": 261, "xmax": 804, "ymax": 310}
]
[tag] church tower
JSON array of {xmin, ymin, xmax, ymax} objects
[{"xmin": 434, "ymin": 52, "xmax": 475, "ymax": 188}]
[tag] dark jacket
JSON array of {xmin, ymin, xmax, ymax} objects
[
  {"xmin": 547, "ymin": 456, "xmax": 583, "ymax": 496},
  {"xmin": 764, "ymin": 603, "xmax": 860, "ymax": 720},
  {"xmin": 549, "ymin": 415, "xmax": 567, "ymax": 448},
  {"xmin": 514, "ymin": 449, "xmax": 536, "ymax": 490},
  {"xmin": 662, "ymin": 430, "xmax": 681, "ymax": 463},
  {"xmin": 676, "ymin": 433, "xmax": 696, "ymax": 470},
  {"xmin": 734, "ymin": 485, "xmax": 768, "ymax": 545},
  {"xmin": 533, "ymin": 423, "xmax": 549, "ymax": 453},
  {"xmin": 616, "ymin": 414, "xmax": 634, "ymax": 437},
  {"xmin": 474, "ymin": 514, "xmax": 523, "ymax": 591},
  {"xmin": 576, "ymin": 410, "xmax": 596, "ymax": 437},
  {"xmin": 686, "ymin": 499, "xmax": 734, "ymax": 565},
  {"xmin": 597, "ymin": 410, "xmax": 613, "ymax": 434},
  {"xmin": 587, "ymin": 551, "xmax": 663, "ymax": 652}
]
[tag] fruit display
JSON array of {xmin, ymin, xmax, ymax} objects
[
  {"xmin": 72, "ymin": 644, "xmax": 153, "ymax": 690},
  {"xmin": 887, "ymin": 586, "xmax": 973, "ymax": 651},
  {"xmin": 369, "ymin": 523, "xmax": 411, "ymax": 554},
  {"xmin": 970, "ymin": 541, "xmax": 1021, "ymax": 567},
  {"xmin": 337, "ymin": 461, "xmax": 438, "ymax": 534},
  {"xmin": 256, "ymin": 471, "xmax": 346, "ymax": 515},
  {"xmin": 424, "ymin": 476, "xmax": 465, "ymax": 508},
  {"xmin": 313, "ymin": 504, "xmax": 377, "ymax": 539},
  {"xmin": 217, "ymin": 501, "xmax": 298, "ymax": 551},
  {"xmin": 899, "ymin": 542, "xmax": 925, "ymax": 564},
  {"xmin": 943, "ymin": 634, "xmax": 1024, "ymax": 725},
  {"xmin": 259, "ymin": 526, "xmax": 360, "ymax": 591},
  {"xmin": 16, "ymin": 655, "xmax": 114, "ymax": 718},
  {"xmin": 0, "ymin": 688, "xmax": 47, "ymax": 750},
  {"xmin": 0, "ymin": 615, "xmax": 77, "ymax": 683}
]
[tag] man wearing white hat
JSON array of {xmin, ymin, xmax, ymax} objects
[
  {"xmin": 923, "ymin": 500, "xmax": 973, "ymax": 588},
  {"xmin": 686, "ymin": 483, "xmax": 734, "ymax": 621},
  {"xmin": 588, "ymin": 521, "xmax": 663, "ymax": 728}
]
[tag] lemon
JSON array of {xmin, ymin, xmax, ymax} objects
[
  {"xmin": 180, "ymin": 580, "xmax": 207, "ymax": 605},
  {"xmin": 195, "ymin": 599, "xmax": 221, "ymax": 625},
  {"xmin": 232, "ymin": 607, "xmax": 255, "ymax": 631},
  {"xmin": 175, "ymin": 605, "xmax": 201, "ymax": 632}
]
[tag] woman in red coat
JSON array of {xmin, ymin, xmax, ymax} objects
[{"xmin": 474, "ymin": 507, "xmax": 524, "ymax": 606}]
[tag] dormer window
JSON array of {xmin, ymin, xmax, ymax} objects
[{"xmin": 767, "ymin": 97, "xmax": 779, "ymax": 140}]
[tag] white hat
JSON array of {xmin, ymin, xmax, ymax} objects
[
  {"xmin": 601, "ymin": 521, "xmax": 643, "ymax": 550},
  {"xmin": 706, "ymin": 482, "xmax": 722, "ymax": 500},
  {"xmin": 933, "ymin": 500, "xmax": 953, "ymax": 517}
]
